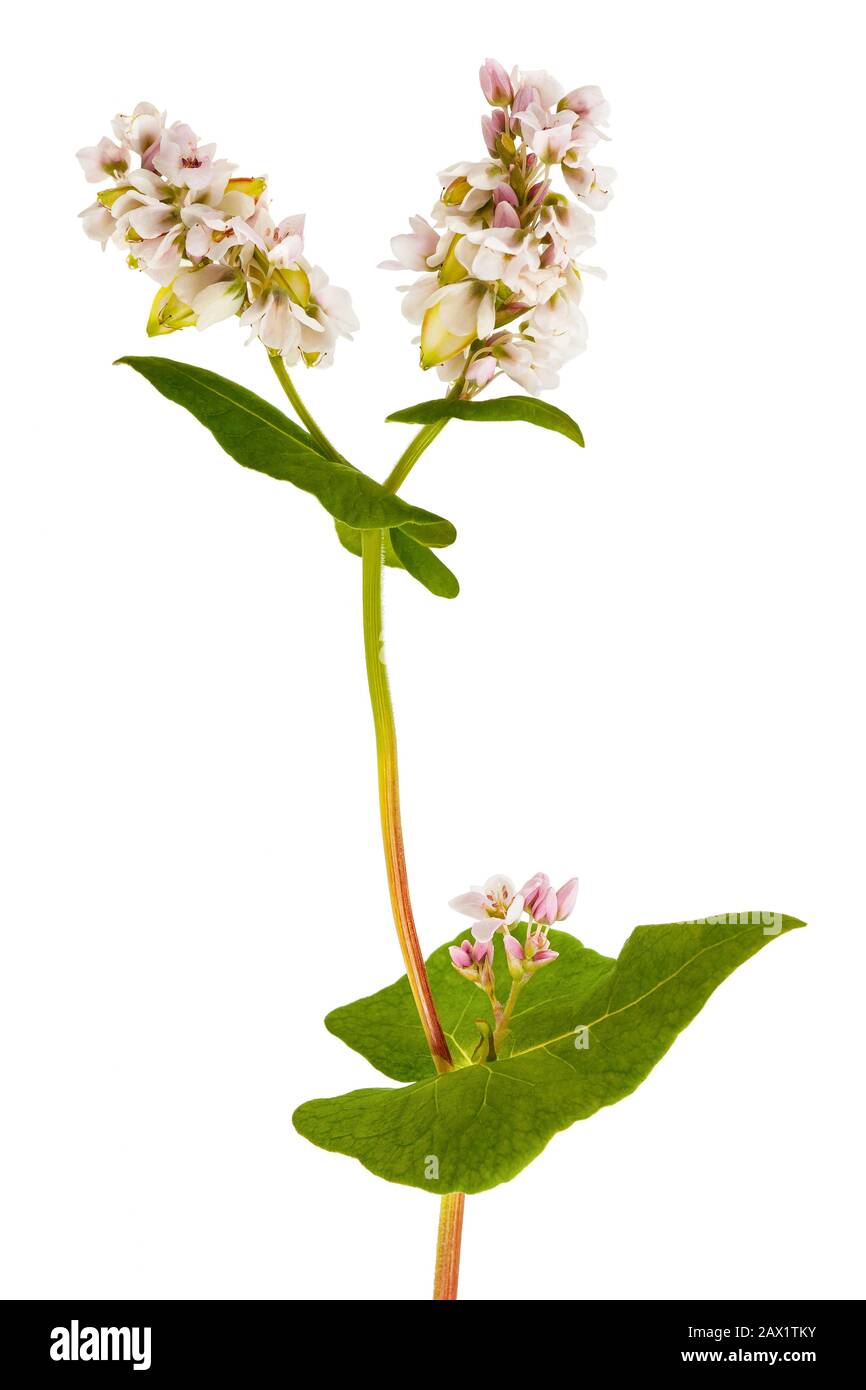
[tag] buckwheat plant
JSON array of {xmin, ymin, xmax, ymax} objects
[{"xmin": 79, "ymin": 63, "xmax": 803, "ymax": 1301}]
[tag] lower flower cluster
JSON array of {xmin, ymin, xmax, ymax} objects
[{"xmin": 448, "ymin": 872, "xmax": 578, "ymax": 1047}]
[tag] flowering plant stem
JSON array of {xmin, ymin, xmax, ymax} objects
[
  {"xmin": 268, "ymin": 354, "xmax": 342, "ymax": 460},
  {"xmin": 270, "ymin": 357, "xmax": 465, "ymax": 1299},
  {"xmin": 492, "ymin": 978, "xmax": 523, "ymax": 1051},
  {"xmin": 433, "ymin": 1192, "xmax": 465, "ymax": 1301},
  {"xmin": 360, "ymin": 528, "xmax": 453, "ymax": 1074}
]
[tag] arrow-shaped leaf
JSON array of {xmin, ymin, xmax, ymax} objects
[
  {"xmin": 334, "ymin": 521, "xmax": 460, "ymax": 599},
  {"xmin": 117, "ymin": 356, "xmax": 456, "ymax": 534},
  {"xmin": 294, "ymin": 913, "xmax": 803, "ymax": 1193},
  {"xmin": 387, "ymin": 395, "xmax": 585, "ymax": 447}
]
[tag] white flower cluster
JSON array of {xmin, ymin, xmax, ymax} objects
[
  {"xmin": 382, "ymin": 62, "xmax": 614, "ymax": 394},
  {"xmin": 78, "ymin": 104, "xmax": 358, "ymax": 366}
]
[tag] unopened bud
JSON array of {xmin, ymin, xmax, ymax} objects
[
  {"xmin": 493, "ymin": 202, "xmax": 520, "ymax": 229},
  {"xmin": 512, "ymin": 85, "xmax": 539, "ymax": 115},
  {"xmin": 503, "ymin": 932, "xmax": 526, "ymax": 981},
  {"xmin": 466, "ymin": 354, "xmax": 496, "ymax": 388},
  {"xmin": 481, "ymin": 110, "xmax": 506, "ymax": 156},
  {"xmin": 534, "ymin": 886, "xmax": 559, "ymax": 926},
  {"xmin": 520, "ymin": 873, "xmax": 551, "ymax": 917},
  {"xmin": 479, "ymin": 58, "xmax": 513, "ymax": 108},
  {"xmin": 526, "ymin": 947, "xmax": 559, "ymax": 974},
  {"xmin": 556, "ymin": 877, "xmax": 579, "ymax": 920}
]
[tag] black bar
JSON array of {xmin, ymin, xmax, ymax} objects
[{"xmin": 1, "ymin": 1298, "xmax": 858, "ymax": 1376}]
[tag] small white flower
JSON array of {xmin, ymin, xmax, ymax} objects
[
  {"xmin": 515, "ymin": 68, "xmax": 565, "ymax": 109},
  {"xmin": 563, "ymin": 156, "xmax": 616, "ymax": 210},
  {"xmin": 79, "ymin": 201, "xmax": 115, "ymax": 247},
  {"xmin": 448, "ymin": 875, "xmax": 525, "ymax": 944},
  {"xmin": 152, "ymin": 122, "xmax": 235, "ymax": 197},
  {"xmin": 173, "ymin": 264, "xmax": 246, "ymax": 329},
  {"xmin": 460, "ymin": 223, "xmax": 541, "ymax": 288},
  {"xmin": 380, "ymin": 216, "xmax": 444, "ymax": 272},
  {"xmin": 438, "ymin": 159, "xmax": 506, "ymax": 191},
  {"xmin": 111, "ymin": 103, "xmax": 164, "ymax": 157},
  {"xmin": 538, "ymin": 200, "xmax": 596, "ymax": 263},
  {"xmin": 517, "ymin": 103, "xmax": 577, "ymax": 164},
  {"xmin": 76, "ymin": 136, "xmax": 129, "ymax": 184}
]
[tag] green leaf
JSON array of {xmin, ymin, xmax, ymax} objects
[
  {"xmin": 334, "ymin": 522, "xmax": 460, "ymax": 599},
  {"xmin": 325, "ymin": 929, "xmax": 612, "ymax": 1083},
  {"xmin": 294, "ymin": 913, "xmax": 803, "ymax": 1194},
  {"xmin": 399, "ymin": 519, "xmax": 457, "ymax": 548},
  {"xmin": 116, "ymin": 356, "xmax": 455, "ymax": 534},
  {"xmin": 389, "ymin": 528, "xmax": 459, "ymax": 598},
  {"xmin": 387, "ymin": 395, "xmax": 585, "ymax": 447}
]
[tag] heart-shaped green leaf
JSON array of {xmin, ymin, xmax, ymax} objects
[
  {"xmin": 334, "ymin": 521, "xmax": 460, "ymax": 598},
  {"xmin": 324, "ymin": 929, "xmax": 612, "ymax": 1082},
  {"xmin": 116, "ymin": 357, "xmax": 455, "ymax": 534},
  {"xmin": 386, "ymin": 395, "xmax": 585, "ymax": 447},
  {"xmin": 294, "ymin": 913, "xmax": 803, "ymax": 1194}
]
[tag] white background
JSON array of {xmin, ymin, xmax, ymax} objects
[{"xmin": 1, "ymin": 1, "xmax": 863, "ymax": 1302}]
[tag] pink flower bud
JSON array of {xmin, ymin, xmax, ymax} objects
[
  {"xmin": 526, "ymin": 927, "xmax": 549, "ymax": 955},
  {"xmin": 503, "ymin": 933, "xmax": 525, "ymax": 961},
  {"xmin": 556, "ymin": 877, "xmax": 579, "ymax": 920},
  {"xmin": 493, "ymin": 182, "xmax": 519, "ymax": 207},
  {"xmin": 534, "ymin": 886, "xmax": 559, "ymax": 926},
  {"xmin": 481, "ymin": 110, "xmax": 506, "ymax": 156},
  {"xmin": 503, "ymin": 931, "xmax": 526, "ymax": 981},
  {"xmin": 519, "ymin": 873, "xmax": 550, "ymax": 917},
  {"xmin": 479, "ymin": 58, "xmax": 513, "ymax": 108},
  {"xmin": 512, "ymin": 85, "xmax": 539, "ymax": 114},
  {"xmin": 471, "ymin": 939, "xmax": 493, "ymax": 964},
  {"xmin": 525, "ymin": 180, "xmax": 549, "ymax": 210},
  {"xmin": 466, "ymin": 355, "xmax": 496, "ymax": 387},
  {"xmin": 449, "ymin": 943, "xmax": 473, "ymax": 969},
  {"xmin": 493, "ymin": 201, "xmax": 520, "ymax": 229},
  {"xmin": 527, "ymin": 949, "xmax": 559, "ymax": 970}
]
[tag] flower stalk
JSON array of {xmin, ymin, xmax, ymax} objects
[
  {"xmin": 268, "ymin": 353, "xmax": 454, "ymax": 1072},
  {"xmin": 268, "ymin": 353, "xmax": 343, "ymax": 459},
  {"xmin": 360, "ymin": 527, "xmax": 454, "ymax": 1074},
  {"xmin": 268, "ymin": 355, "xmax": 465, "ymax": 1293}
]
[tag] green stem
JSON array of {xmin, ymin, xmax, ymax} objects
[
  {"xmin": 433, "ymin": 1192, "xmax": 465, "ymax": 1300},
  {"xmin": 383, "ymin": 380, "xmax": 462, "ymax": 494},
  {"xmin": 268, "ymin": 352, "xmax": 343, "ymax": 460},
  {"xmin": 492, "ymin": 978, "xmax": 523, "ymax": 1051},
  {"xmin": 383, "ymin": 419, "xmax": 449, "ymax": 494},
  {"xmin": 361, "ymin": 529, "xmax": 453, "ymax": 1073},
  {"xmin": 266, "ymin": 356, "xmax": 463, "ymax": 1290}
]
